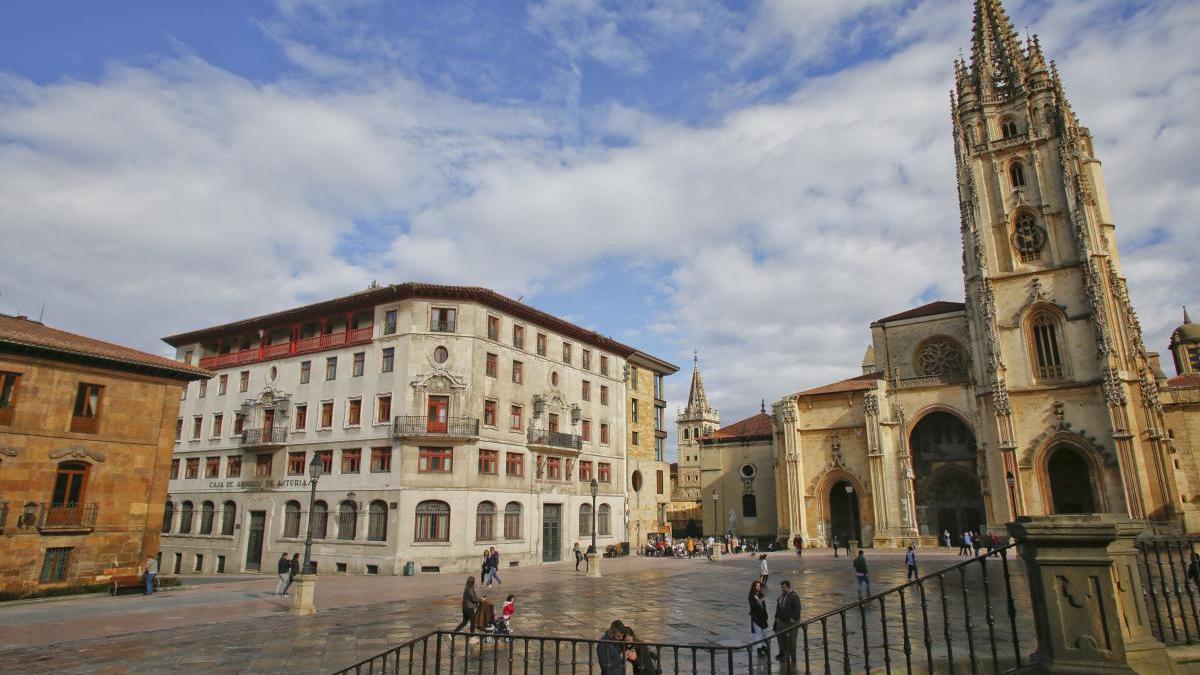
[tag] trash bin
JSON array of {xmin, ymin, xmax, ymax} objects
[{"xmin": 403, "ymin": 561, "xmax": 415, "ymax": 576}]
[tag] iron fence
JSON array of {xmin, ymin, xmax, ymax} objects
[
  {"xmin": 1136, "ymin": 535, "xmax": 1200, "ymax": 645},
  {"xmin": 526, "ymin": 427, "xmax": 582, "ymax": 450},
  {"xmin": 239, "ymin": 427, "xmax": 288, "ymax": 446},
  {"xmin": 393, "ymin": 415, "xmax": 480, "ymax": 438}
]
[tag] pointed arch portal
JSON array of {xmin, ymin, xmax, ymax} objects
[
  {"xmin": 1046, "ymin": 445, "xmax": 1098, "ymax": 514},
  {"xmin": 910, "ymin": 411, "xmax": 987, "ymax": 537}
]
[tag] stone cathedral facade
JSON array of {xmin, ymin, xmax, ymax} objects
[{"xmin": 747, "ymin": 0, "xmax": 1200, "ymax": 548}]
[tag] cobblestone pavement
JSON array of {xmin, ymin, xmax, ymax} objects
[{"xmin": 0, "ymin": 548, "xmax": 1034, "ymax": 674}]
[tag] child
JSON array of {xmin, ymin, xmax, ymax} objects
[{"xmin": 500, "ymin": 594, "xmax": 516, "ymax": 632}]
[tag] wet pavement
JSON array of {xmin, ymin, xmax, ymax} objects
[{"xmin": 0, "ymin": 547, "xmax": 1035, "ymax": 674}]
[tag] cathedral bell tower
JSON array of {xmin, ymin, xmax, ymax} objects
[
  {"xmin": 675, "ymin": 352, "xmax": 719, "ymax": 503},
  {"xmin": 953, "ymin": 0, "xmax": 1179, "ymax": 522}
]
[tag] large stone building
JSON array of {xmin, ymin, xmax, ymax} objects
[
  {"xmin": 158, "ymin": 283, "xmax": 674, "ymax": 576},
  {"xmin": 624, "ymin": 352, "xmax": 677, "ymax": 548},
  {"xmin": 696, "ymin": 0, "xmax": 1200, "ymax": 548},
  {"xmin": 0, "ymin": 314, "xmax": 209, "ymax": 595}
]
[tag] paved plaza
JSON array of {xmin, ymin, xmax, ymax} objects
[{"xmin": 0, "ymin": 548, "xmax": 1033, "ymax": 674}]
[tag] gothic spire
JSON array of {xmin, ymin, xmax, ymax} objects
[
  {"xmin": 684, "ymin": 351, "xmax": 714, "ymax": 416},
  {"xmin": 969, "ymin": 0, "xmax": 1027, "ymax": 98},
  {"xmin": 1186, "ymin": 306, "xmax": 1193, "ymax": 324}
]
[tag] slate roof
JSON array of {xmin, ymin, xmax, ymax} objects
[
  {"xmin": 794, "ymin": 371, "xmax": 883, "ymax": 398},
  {"xmin": 707, "ymin": 412, "xmax": 774, "ymax": 441},
  {"xmin": 875, "ymin": 301, "xmax": 966, "ymax": 324}
]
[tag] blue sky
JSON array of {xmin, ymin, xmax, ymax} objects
[{"xmin": 1, "ymin": 0, "xmax": 1197, "ymax": 457}]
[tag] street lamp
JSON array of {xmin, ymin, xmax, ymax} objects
[
  {"xmin": 1006, "ymin": 472, "xmax": 1018, "ymax": 519},
  {"xmin": 711, "ymin": 490, "xmax": 718, "ymax": 537},
  {"xmin": 589, "ymin": 478, "xmax": 598, "ymax": 554},
  {"xmin": 844, "ymin": 484, "xmax": 855, "ymax": 543},
  {"xmin": 302, "ymin": 454, "xmax": 323, "ymax": 574}
]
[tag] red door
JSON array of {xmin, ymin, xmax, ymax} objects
[
  {"xmin": 427, "ymin": 396, "xmax": 449, "ymax": 433},
  {"xmin": 263, "ymin": 409, "xmax": 275, "ymax": 430}
]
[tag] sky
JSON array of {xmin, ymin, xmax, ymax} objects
[{"xmin": 0, "ymin": 0, "xmax": 1197, "ymax": 461}]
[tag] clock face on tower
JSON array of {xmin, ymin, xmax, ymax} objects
[{"xmin": 1012, "ymin": 212, "xmax": 1047, "ymax": 262}]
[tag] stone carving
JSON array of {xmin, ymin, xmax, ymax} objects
[
  {"xmin": 1020, "ymin": 427, "xmax": 1115, "ymax": 468},
  {"xmin": 863, "ymin": 393, "xmax": 879, "ymax": 417},
  {"xmin": 1058, "ymin": 575, "xmax": 1093, "ymax": 609},
  {"xmin": 830, "ymin": 432, "xmax": 844, "ymax": 468},
  {"xmin": 915, "ymin": 337, "xmax": 966, "ymax": 377},
  {"xmin": 1138, "ymin": 367, "xmax": 1164, "ymax": 417},
  {"xmin": 992, "ymin": 382, "xmax": 1012, "ymax": 416},
  {"xmin": 0, "ymin": 447, "xmax": 16, "ymax": 457},
  {"xmin": 49, "ymin": 446, "xmax": 106, "ymax": 462},
  {"xmin": 1102, "ymin": 367, "xmax": 1126, "ymax": 407},
  {"xmin": 1053, "ymin": 400, "xmax": 1066, "ymax": 429}
]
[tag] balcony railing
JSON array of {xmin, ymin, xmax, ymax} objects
[
  {"xmin": 240, "ymin": 427, "xmax": 288, "ymax": 447},
  {"xmin": 37, "ymin": 502, "xmax": 99, "ymax": 532},
  {"xmin": 527, "ymin": 427, "xmax": 582, "ymax": 451},
  {"xmin": 393, "ymin": 415, "xmax": 480, "ymax": 439},
  {"xmin": 198, "ymin": 326, "xmax": 373, "ymax": 369}
]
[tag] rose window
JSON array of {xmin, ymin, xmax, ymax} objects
[
  {"xmin": 1012, "ymin": 213, "xmax": 1047, "ymax": 263},
  {"xmin": 916, "ymin": 338, "xmax": 966, "ymax": 377}
]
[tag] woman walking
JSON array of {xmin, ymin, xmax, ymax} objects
[
  {"xmin": 453, "ymin": 577, "xmax": 480, "ymax": 633},
  {"xmin": 748, "ymin": 580, "xmax": 770, "ymax": 656}
]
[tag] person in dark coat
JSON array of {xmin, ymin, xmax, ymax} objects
[
  {"xmin": 905, "ymin": 545, "xmax": 918, "ymax": 580},
  {"xmin": 283, "ymin": 552, "xmax": 301, "ymax": 595},
  {"xmin": 773, "ymin": 580, "xmax": 802, "ymax": 663},
  {"xmin": 854, "ymin": 550, "xmax": 872, "ymax": 598},
  {"xmin": 748, "ymin": 580, "xmax": 769, "ymax": 656},
  {"xmin": 622, "ymin": 626, "xmax": 660, "ymax": 674},
  {"xmin": 453, "ymin": 577, "xmax": 480, "ymax": 633},
  {"xmin": 597, "ymin": 620, "xmax": 627, "ymax": 674},
  {"xmin": 831, "ymin": 534, "xmax": 840, "ymax": 558}
]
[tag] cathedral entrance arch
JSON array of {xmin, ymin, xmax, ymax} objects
[
  {"xmin": 828, "ymin": 480, "xmax": 862, "ymax": 545},
  {"xmin": 909, "ymin": 410, "xmax": 986, "ymax": 537},
  {"xmin": 1045, "ymin": 446, "xmax": 1098, "ymax": 514}
]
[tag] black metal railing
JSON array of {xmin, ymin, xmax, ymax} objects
[
  {"xmin": 239, "ymin": 427, "xmax": 287, "ymax": 446},
  {"xmin": 527, "ymin": 427, "xmax": 582, "ymax": 450},
  {"xmin": 393, "ymin": 415, "xmax": 480, "ymax": 438},
  {"xmin": 1136, "ymin": 535, "xmax": 1200, "ymax": 645},
  {"xmin": 37, "ymin": 502, "xmax": 99, "ymax": 531}
]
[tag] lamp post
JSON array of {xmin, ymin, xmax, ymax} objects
[
  {"xmin": 302, "ymin": 455, "xmax": 322, "ymax": 574},
  {"xmin": 291, "ymin": 454, "xmax": 323, "ymax": 616},
  {"xmin": 711, "ymin": 490, "xmax": 718, "ymax": 537},
  {"xmin": 844, "ymin": 483, "xmax": 856, "ymax": 546},
  {"xmin": 587, "ymin": 478, "xmax": 601, "ymax": 577},
  {"xmin": 1006, "ymin": 472, "xmax": 1018, "ymax": 520}
]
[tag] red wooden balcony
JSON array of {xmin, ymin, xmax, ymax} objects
[{"xmin": 198, "ymin": 326, "xmax": 373, "ymax": 370}]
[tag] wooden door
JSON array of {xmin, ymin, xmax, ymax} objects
[{"xmin": 427, "ymin": 396, "xmax": 449, "ymax": 433}]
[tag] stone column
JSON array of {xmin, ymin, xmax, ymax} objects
[
  {"xmin": 587, "ymin": 552, "xmax": 602, "ymax": 578},
  {"xmin": 1008, "ymin": 515, "xmax": 1175, "ymax": 674},
  {"xmin": 289, "ymin": 574, "xmax": 317, "ymax": 616}
]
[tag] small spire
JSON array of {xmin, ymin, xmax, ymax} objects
[
  {"xmin": 761, "ymin": 399, "xmax": 766, "ymax": 414},
  {"xmin": 684, "ymin": 352, "xmax": 714, "ymax": 417},
  {"xmin": 1186, "ymin": 306, "xmax": 1193, "ymax": 324}
]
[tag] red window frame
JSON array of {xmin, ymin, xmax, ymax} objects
[
  {"xmin": 419, "ymin": 447, "xmax": 453, "ymax": 473},
  {"xmin": 483, "ymin": 400, "xmax": 497, "ymax": 427},
  {"xmin": 600, "ymin": 385, "xmax": 609, "ymax": 405},
  {"xmin": 287, "ymin": 452, "xmax": 305, "ymax": 476},
  {"xmin": 170, "ymin": 458, "xmax": 180, "ymax": 479},
  {"xmin": 185, "ymin": 457, "xmax": 200, "ymax": 479},
  {"xmin": 295, "ymin": 404, "xmax": 307, "ymax": 430},
  {"xmin": 315, "ymin": 450, "xmax": 333, "ymax": 474},
  {"xmin": 582, "ymin": 419, "xmax": 591, "ymax": 442},
  {"xmin": 506, "ymin": 452, "xmax": 524, "ymax": 477},
  {"xmin": 600, "ymin": 423, "xmax": 609, "ymax": 444},
  {"xmin": 547, "ymin": 457, "xmax": 562, "ymax": 481},
  {"xmin": 536, "ymin": 333, "xmax": 547, "ymax": 356},
  {"xmin": 479, "ymin": 449, "xmax": 499, "ymax": 475},
  {"xmin": 598, "ymin": 462, "xmax": 611, "ymax": 483},
  {"xmin": 513, "ymin": 325, "xmax": 525, "ymax": 349},
  {"xmin": 486, "ymin": 353, "xmax": 498, "ymax": 378},
  {"xmin": 254, "ymin": 454, "xmax": 272, "ymax": 477},
  {"xmin": 377, "ymin": 395, "xmax": 391, "ymax": 423},
  {"xmin": 226, "ymin": 456, "xmax": 242, "ymax": 478},
  {"xmin": 371, "ymin": 446, "xmax": 392, "ymax": 473},
  {"xmin": 205, "ymin": 456, "xmax": 220, "ymax": 478},
  {"xmin": 341, "ymin": 448, "xmax": 361, "ymax": 474},
  {"xmin": 510, "ymin": 405, "xmax": 523, "ymax": 430},
  {"xmin": 579, "ymin": 460, "xmax": 593, "ymax": 481},
  {"xmin": 487, "ymin": 315, "xmax": 500, "ymax": 340},
  {"xmin": 347, "ymin": 399, "xmax": 362, "ymax": 426},
  {"xmin": 512, "ymin": 360, "xmax": 523, "ymax": 384}
]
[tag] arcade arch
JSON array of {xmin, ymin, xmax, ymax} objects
[{"xmin": 909, "ymin": 410, "xmax": 987, "ymax": 538}]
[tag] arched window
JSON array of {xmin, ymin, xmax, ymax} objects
[
  {"xmin": 161, "ymin": 501, "xmax": 174, "ymax": 533},
  {"xmin": 579, "ymin": 503, "xmax": 593, "ymax": 536},
  {"xmin": 1001, "ymin": 117, "xmax": 1019, "ymax": 138},
  {"xmin": 693, "ymin": 427, "xmax": 699, "ymax": 439},
  {"xmin": 742, "ymin": 494, "xmax": 758, "ymax": 518},
  {"xmin": 310, "ymin": 500, "xmax": 328, "ymax": 539},
  {"xmin": 179, "ymin": 501, "xmax": 194, "ymax": 533},
  {"xmin": 200, "ymin": 500, "xmax": 215, "ymax": 535},
  {"xmin": 1031, "ymin": 311, "xmax": 1066, "ymax": 380},
  {"xmin": 221, "ymin": 501, "xmax": 236, "ymax": 536},
  {"xmin": 367, "ymin": 500, "xmax": 388, "ymax": 541},
  {"xmin": 682, "ymin": 428, "xmax": 688, "ymax": 440},
  {"xmin": 1010, "ymin": 161, "xmax": 1026, "ymax": 187},
  {"xmin": 415, "ymin": 500, "xmax": 450, "ymax": 542},
  {"xmin": 1012, "ymin": 211, "xmax": 1047, "ymax": 263},
  {"xmin": 337, "ymin": 500, "xmax": 357, "ymax": 540},
  {"xmin": 598, "ymin": 504, "xmax": 611, "ymax": 536},
  {"xmin": 476, "ymin": 501, "xmax": 496, "ymax": 541},
  {"xmin": 504, "ymin": 502, "xmax": 522, "ymax": 540},
  {"xmin": 283, "ymin": 501, "xmax": 301, "ymax": 538}
]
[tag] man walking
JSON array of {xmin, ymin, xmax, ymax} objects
[
  {"xmin": 574, "ymin": 542, "xmax": 585, "ymax": 572},
  {"xmin": 959, "ymin": 531, "xmax": 972, "ymax": 557},
  {"xmin": 486, "ymin": 547, "xmax": 502, "ymax": 587},
  {"xmin": 942, "ymin": 530, "xmax": 951, "ymax": 548},
  {"xmin": 774, "ymin": 580, "xmax": 802, "ymax": 664},
  {"xmin": 905, "ymin": 545, "xmax": 918, "ymax": 580},
  {"xmin": 283, "ymin": 552, "xmax": 300, "ymax": 595},
  {"xmin": 144, "ymin": 556, "xmax": 158, "ymax": 595},
  {"xmin": 853, "ymin": 550, "xmax": 872, "ymax": 599},
  {"xmin": 831, "ymin": 534, "xmax": 840, "ymax": 558},
  {"xmin": 274, "ymin": 552, "xmax": 291, "ymax": 596}
]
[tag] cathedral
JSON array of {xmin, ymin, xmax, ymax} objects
[{"xmin": 681, "ymin": 0, "xmax": 1200, "ymax": 547}]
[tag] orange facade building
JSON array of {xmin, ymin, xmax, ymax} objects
[{"xmin": 0, "ymin": 314, "xmax": 209, "ymax": 595}]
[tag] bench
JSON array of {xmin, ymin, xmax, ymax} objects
[{"xmin": 110, "ymin": 574, "xmax": 159, "ymax": 595}]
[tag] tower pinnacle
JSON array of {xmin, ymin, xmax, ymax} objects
[{"xmin": 685, "ymin": 353, "xmax": 714, "ymax": 416}]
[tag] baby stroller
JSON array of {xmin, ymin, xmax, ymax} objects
[
  {"xmin": 476, "ymin": 598, "xmax": 512, "ymax": 645},
  {"xmin": 483, "ymin": 615, "xmax": 512, "ymax": 645}
]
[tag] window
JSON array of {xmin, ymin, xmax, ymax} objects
[
  {"xmin": 551, "ymin": 371, "xmax": 558, "ymax": 386},
  {"xmin": 175, "ymin": 418, "xmax": 182, "ymax": 441},
  {"xmin": 320, "ymin": 401, "xmax": 334, "ymax": 428},
  {"xmin": 433, "ymin": 346, "xmax": 449, "ymax": 363},
  {"xmin": 562, "ymin": 342, "xmax": 572, "ymax": 364},
  {"xmin": 632, "ymin": 431, "xmax": 639, "ymax": 446},
  {"xmin": 325, "ymin": 357, "xmax": 337, "ymax": 380},
  {"xmin": 600, "ymin": 423, "xmax": 609, "ymax": 445},
  {"xmin": 1031, "ymin": 311, "xmax": 1066, "ymax": 380},
  {"xmin": 284, "ymin": 501, "xmax": 301, "ymax": 538},
  {"xmin": 70, "ymin": 383, "xmax": 103, "ymax": 433},
  {"xmin": 582, "ymin": 380, "xmax": 591, "ymax": 401},
  {"xmin": 654, "ymin": 373, "xmax": 663, "ymax": 399},
  {"xmin": 185, "ymin": 457, "xmax": 200, "ymax": 479},
  {"xmin": 288, "ymin": 452, "xmax": 305, "ymax": 476},
  {"xmin": 221, "ymin": 501, "xmax": 235, "ymax": 535},
  {"xmin": 598, "ymin": 462, "xmax": 611, "ymax": 483},
  {"xmin": 582, "ymin": 349, "xmax": 591, "ymax": 370},
  {"xmin": 419, "ymin": 447, "xmax": 453, "ymax": 472},
  {"xmin": 198, "ymin": 379, "xmax": 207, "ymax": 398},
  {"xmin": 315, "ymin": 450, "xmax": 333, "ymax": 474},
  {"xmin": 179, "ymin": 501, "xmax": 194, "ymax": 533},
  {"xmin": 600, "ymin": 355, "xmax": 609, "ymax": 376},
  {"xmin": 205, "ymin": 456, "xmax": 220, "ymax": 478},
  {"xmin": 337, "ymin": 501, "xmax": 357, "ymax": 540},
  {"xmin": 487, "ymin": 315, "xmax": 500, "ymax": 340},
  {"xmin": 547, "ymin": 457, "xmax": 562, "ymax": 481},
  {"xmin": 579, "ymin": 504, "xmax": 592, "ymax": 536},
  {"xmin": 512, "ymin": 360, "xmax": 524, "ymax": 384},
  {"xmin": 657, "ymin": 470, "xmax": 664, "ymax": 494},
  {"xmin": 510, "ymin": 405, "xmax": 523, "ymax": 430},
  {"xmin": 504, "ymin": 502, "xmax": 522, "ymax": 540},
  {"xmin": 1010, "ymin": 162, "xmax": 1026, "ymax": 187},
  {"xmin": 376, "ymin": 394, "xmax": 391, "ymax": 424},
  {"xmin": 368, "ymin": 500, "xmax": 387, "ymax": 541},
  {"xmin": 300, "ymin": 361, "xmax": 311, "ymax": 384},
  {"xmin": 506, "ymin": 452, "xmax": 524, "ymax": 477},
  {"xmin": 200, "ymin": 501, "xmax": 215, "ymax": 534},
  {"xmin": 743, "ymin": 494, "xmax": 758, "ymax": 518},
  {"xmin": 342, "ymin": 448, "xmax": 361, "ymax": 474},
  {"xmin": 579, "ymin": 461, "xmax": 593, "ymax": 481},
  {"xmin": 346, "ymin": 398, "xmax": 362, "ymax": 426},
  {"xmin": 40, "ymin": 548, "xmax": 72, "ymax": 583},
  {"xmin": 239, "ymin": 370, "xmax": 249, "ymax": 392},
  {"xmin": 384, "ymin": 309, "xmax": 398, "ymax": 335},
  {"xmin": 294, "ymin": 404, "xmax": 307, "ymax": 430},
  {"xmin": 1001, "ymin": 117, "xmax": 1019, "ymax": 138},
  {"xmin": 255, "ymin": 454, "xmax": 272, "ymax": 477},
  {"xmin": 236, "ymin": 414, "xmax": 246, "ymax": 436},
  {"xmin": 683, "ymin": 428, "xmax": 689, "ymax": 440},
  {"xmin": 181, "ymin": 383, "xmax": 186, "ymax": 400},
  {"xmin": 582, "ymin": 419, "xmax": 592, "ymax": 442},
  {"xmin": 486, "ymin": 353, "xmax": 498, "ymax": 378},
  {"xmin": 161, "ymin": 502, "xmax": 174, "ymax": 533},
  {"xmin": 212, "ymin": 413, "xmax": 223, "ymax": 437},
  {"xmin": 381, "ymin": 347, "xmax": 394, "ymax": 373},
  {"xmin": 226, "ymin": 456, "xmax": 242, "ymax": 478},
  {"xmin": 598, "ymin": 504, "xmax": 611, "ymax": 536},
  {"xmin": 631, "ymin": 399, "xmax": 639, "ymax": 423},
  {"xmin": 218, "ymin": 374, "xmax": 228, "ymax": 395},
  {"xmin": 170, "ymin": 458, "xmax": 180, "ymax": 479},
  {"xmin": 536, "ymin": 333, "xmax": 547, "ymax": 356},
  {"xmin": 371, "ymin": 446, "xmax": 392, "ymax": 472},
  {"xmin": 431, "ymin": 307, "xmax": 456, "ymax": 332},
  {"xmin": 352, "ymin": 352, "xmax": 365, "ymax": 377},
  {"xmin": 476, "ymin": 501, "xmax": 496, "ymax": 541},
  {"xmin": 191, "ymin": 416, "xmax": 203, "ymax": 440},
  {"xmin": 655, "ymin": 436, "xmax": 665, "ymax": 461},
  {"xmin": 183, "ymin": 350, "xmax": 193, "ymax": 365},
  {"xmin": 311, "ymin": 501, "xmax": 328, "ymax": 539},
  {"xmin": 483, "ymin": 400, "xmax": 497, "ymax": 427},
  {"xmin": 630, "ymin": 366, "xmax": 639, "ymax": 389},
  {"xmin": 1013, "ymin": 211, "xmax": 1047, "ymax": 262},
  {"xmin": 415, "ymin": 500, "xmax": 450, "ymax": 542},
  {"xmin": 600, "ymin": 385, "xmax": 609, "ymax": 405}
]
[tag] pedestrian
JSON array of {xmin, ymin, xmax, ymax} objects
[
  {"xmin": 832, "ymin": 534, "xmax": 840, "ymax": 558},
  {"xmin": 274, "ymin": 552, "xmax": 290, "ymax": 596},
  {"xmin": 597, "ymin": 620, "xmax": 627, "ymax": 675},
  {"xmin": 1189, "ymin": 553, "xmax": 1200, "ymax": 589},
  {"xmin": 972, "ymin": 531, "xmax": 982, "ymax": 557},
  {"xmin": 486, "ymin": 547, "xmax": 502, "ymax": 587},
  {"xmin": 990, "ymin": 531, "xmax": 1000, "ymax": 552},
  {"xmin": 748, "ymin": 580, "xmax": 769, "ymax": 656},
  {"xmin": 575, "ymin": 542, "xmax": 585, "ymax": 572},
  {"xmin": 622, "ymin": 626, "xmax": 660, "ymax": 674},
  {"xmin": 143, "ymin": 555, "xmax": 158, "ymax": 596},
  {"xmin": 959, "ymin": 531, "xmax": 971, "ymax": 557},
  {"xmin": 480, "ymin": 549, "xmax": 490, "ymax": 583},
  {"xmin": 942, "ymin": 530, "xmax": 951, "ymax": 548},
  {"xmin": 797, "ymin": 534, "xmax": 803, "ymax": 557},
  {"xmin": 773, "ymin": 580, "xmax": 802, "ymax": 663},
  {"xmin": 853, "ymin": 549, "xmax": 872, "ymax": 599},
  {"xmin": 453, "ymin": 577, "xmax": 480, "ymax": 633},
  {"xmin": 283, "ymin": 552, "xmax": 300, "ymax": 595},
  {"xmin": 500, "ymin": 594, "xmax": 516, "ymax": 632},
  {"xmin": 905, "ymin": 545, "xmax": 918, "ymax": 580},
  {"xmin": 758, "ymin": 554, "xmax": 769, "ymax": 586}
]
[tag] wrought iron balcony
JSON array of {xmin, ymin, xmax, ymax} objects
[
  {"xmin": 37, "ymin": 502, "xmax": 99, "ymax": 533},
  {"xmin": 393, "ymin": 415, "xmax": 479, "ymax": 439},
  {"xmin": 240, "ymin": 427, "xmax": 288, "ymax": 447},
  {"xmin": 527, "ymin": 427, "xmax": 582, "ymax": 451}
]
